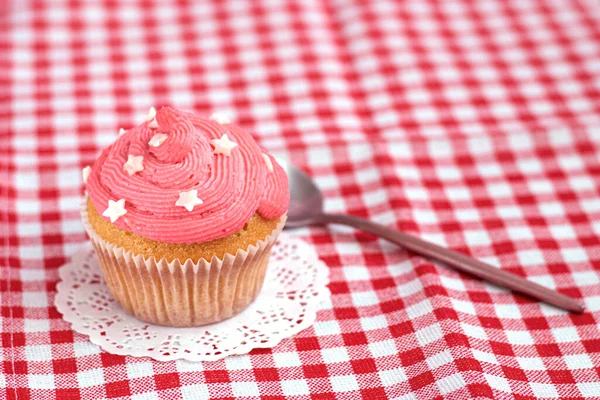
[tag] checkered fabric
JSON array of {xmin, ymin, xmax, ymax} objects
[{"xmin": 2, "ymin": 0, "xmax": 600, "ymax": 398}]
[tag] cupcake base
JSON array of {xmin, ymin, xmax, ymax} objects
[{"xmin": 81, "ymin": 199, "xmax": 286, "ymax": 327}]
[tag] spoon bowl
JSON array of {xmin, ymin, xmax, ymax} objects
[{"xmin": 281, "ymin": 161, "xmax": 324, "ymax": 228}]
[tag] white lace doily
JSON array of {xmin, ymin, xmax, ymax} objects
[{"xmin": 55, "ymin": 234, "xmax": 330, "ymax": 361}]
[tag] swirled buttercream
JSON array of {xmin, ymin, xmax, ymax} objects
[{"xmin": 86, "ymin": 107, "xmax": 289, "ymax": 243}]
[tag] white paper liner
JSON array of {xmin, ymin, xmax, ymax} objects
[
  {"xmin": 55, "ymin": 234, "xmax": 330, "ymax": 361},
  {"xmin": 80, "ymin": 198, "xmax": 287, "ymax": 327}
]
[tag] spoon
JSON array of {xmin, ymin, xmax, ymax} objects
[{"xmin": 282, "ymin": 161, "xmax": 585, "ymax": 313}]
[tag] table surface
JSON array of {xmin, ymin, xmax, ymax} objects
[{"xmin": 3, "ymin": 0, "xmax": 600, "ymax": 399}]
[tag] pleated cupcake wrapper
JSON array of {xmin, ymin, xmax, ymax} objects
[{"xmin": 80, "ymin": 198, "xmax": 287, "ymax": 327}]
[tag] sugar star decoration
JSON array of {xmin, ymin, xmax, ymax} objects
[
  {"xmin": 175, "ymin": 189, "xmax": 204, "ymax": 212},
  {"xmin": 149, "ymin": 118, "xmax": 159, "ymax": 129},
  {"xmin": 102, "ymin": 199, "xmax": 127, "ymax": 223},
  {"xmin": 209, "ymin": 112, "xmax": 231, "ymax": 124},
  {"xmin": 144, "ymin": 106, "xmax": 156, "ymax": 121},
  {"xmin": 82, "ymin": 166, "xmax": 91, "ymax": 183},
  {"xmin": 210, "ymin": 134, "xmax": 238, "ymax": 156},
  {"xmin": 119, "ymin": 128, "xmax": 126, "ymax": 136},
  {"xmin": 143, "ymin": 106, "xmax": 159, "ymax": 129},
  {"xmin": 124, "ymin": 154, "xmax": 144, "ymax": 176},
  {"xmin": 262, "ymin": 153, "xmax": 274, "ymax": 172},
  {"xmin": 148, "ymin": 133, "xmax": 168, "ymax": 147}
]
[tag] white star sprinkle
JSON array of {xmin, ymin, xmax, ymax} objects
[
  {"xmin": 210, "ymin": 134, "xmax": 238, "ymax": 156},
  {"xmin": 82, "ymin": 166, "xmax": 92, "ymax": 183},
  {"xmin": 209, "ymin": 112, "xmax": 231, "ymax": 124},
  {"xmin": 143, "ymin": 106, "xmax": 159, "ymax": 129},
  {"xmin": 175, "ymin": 190, "xmax": 204, "ymax": 212},
  {"xmin": 123, "ymin": 154, "xmax": 144, "ymax": 176},
  {"xmin": 119, "ymin": 128, "xmax": 126, "ymax": 136},
  {"xmin": 102, "ymin": 199, "xmax": 127, "ymax": 223},
  {"xmin": 148, "ymin": 118, "xmax": 159, "ymax": 129},
  {"xmin": 143, "ymin": 106, "xmax": 156, "ymax": 121},
  {"xmin": 148, "ymin": 133, "xmax": 168, "ymax": 147},
  {"xmin": 262, "ymin": 153, "xmax": 274, "ymax": 172}
]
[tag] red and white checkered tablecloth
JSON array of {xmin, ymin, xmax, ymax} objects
[{"xmin": 2, "ymin": 0, "xmax": 600, "ymax": 398}]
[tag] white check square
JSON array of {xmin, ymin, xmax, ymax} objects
[
  {"xmin": 379, "ymin": 367, "xmax": 408, "ymax": 386},
  {"xmin": 461, "ymin": 323, "xmax": 487, "ymax": 339},
  {"xmin": 530, "ymin": 382, "xmax": 559, "ymax": 398},
  {"xmin": 15, "ymin": 171, "xmax": 39, "ymax": 190},
  {"xmin": 560, "ymin": 248, "xmax": 588, "ymax": 263},
  {"xmin": 455, "ymin": 209, "xmax": 481, "ymax": 222},
  {"xmin": 506, "ymin": 226, "xmax": 534, "ymax": 241},
  {"xmin": 273, "ymin": 352, "xmax": 302, "ymax": 368},
  {"xmin": 225, "ymin": 355, "xmax": 253, "ymax": 370},
  {"xmin": 368, "ymin": 339, "xmax": 397, "ymax": 358},
  {"xmin": 24, "ymin": 319, "xmax": 50, "ymax": 333},
  {"xmin": 436, "ymin": 373, "xmax": 465, "ymax": 395},
  {"xmin": 25, "ymin": 345, "xmax": 52, "ymax": 361},
  {"xmin": 360, "ymin": 315, "xmax": 389, "ymax": 331},
  {"xmin": 539, "ymin": 202, "xmax": 565, "ymax": 217},
  {"xmin": 517, "ymin": 357, "xmax": 545, "ymax": 371},
  {"xmin": 77, "ymin": 369, "xmax": 105, "ymax": 388},
  {"xmin": 517, "ymin": 249, "xmax": 545, "ymax": 266},
  {"xmin": 28, "ymin": 374, "xmax": 55, "ymax": 389},
  {"xmin": 505, "ymin": 330, "xmax": 534, "ymax": 345},
  {"xmin": 564, "ymin": 354, "xmax": 593, "ymax": 370},
  {"xmin": 496, "ymin": 205, "xmax": 523, "ymax": 219},
  {"xmin": 321, "ymin": 347, "xmax": 350, "ymax": 364},
  {"xmin": 351, "ymin": 291, "xmax": 380, "ymax": 306},
  {"xmin": 572, "ymin": 271, "xmax": 599, "ymax": 287},
  {"xmin": 451, "ymin": 299, "xmax": 476, "ymax": 315},
  {"xmin": 477, "ymin": 163, "xmax": 503, "ymax": 178},
  {"xmin": 281, "ymin": 380, "xmax": 310, "ymax": 396},
  {"xmin": 343, "ymin": 266, "xmax": 370, "ymax": 281},
  {"xmin": 485, "ymin": 374, "xmax": 511, "ymax": 392},
  {"xmin": 231, "ymin": 382, "xmax": 260, "ymax": 398},
  {"xmin": 181, "ymin": 384, "xmax": 210, "ymax": 399},
  {"xmin": 21, "ymin": 292, "xmax": 49, "ymax": 307},
  {"xmin": 330, "ymin": 375, "xmax": 359, "ymax": 393},
  {"xmin": 126, "ymin": 362, "xmax": 154, "ymax": 379},
  {"xmin": 473, "ymin": 349, "xmax": 498, "ymax": 364},
  {"xmin": 426, "ymin": 350, "xmax": 453, "ymax": 370},
  {"xmin": 406, "ymin": 300, "xmax": 434, "ymax": 318},
  {"xmin": 440, "ymin": 275, "xmax": 466, "ymax": 291},
  {"xmin": 16, "ymin": 222, "xmax": 43, "ymax": 237},
  {"xmin": 18, "ymin": 246, "xmax": 44, "ymax": 261},
  {"xmin": 464, "ymin": 230, "xmax": 492, "ymax": 246},
  {"xmin": 313, "ymin": 320, "xmax": 341, "ymax": 336},
  {"xmin": 527, "ymin": 179, "xmax": 553, "ymax": 194},
  {"xmin": 569, "ymin": 176, "xmax": 595, "ymax": 191},
  {"xmin": 494, "ymin": 303, "xmax": 522, "ymax": 319},
  {"xmin": 578, "ymin": 382, "xmax": 600, "ymax": 397},
  {"xmin": 131, "ymin": 393, "xmax": 159, "ymax": 400},
  {"xmin": 552, "ymin": 327, "xmax": 580, "ymax": 343},
  {"xmin": 416, "ymin": 324, "xmax": 444, "ymax": 346}
]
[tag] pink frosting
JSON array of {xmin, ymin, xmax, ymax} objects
[{"xmin": 86, "ymin": 107, "xmax": 289, "ymax": 243}]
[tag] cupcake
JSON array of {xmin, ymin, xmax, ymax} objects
[{"xmin": 81, "ymin": 107, "xmax": 289, "ymax": 327}]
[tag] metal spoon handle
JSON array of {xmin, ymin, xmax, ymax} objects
[{"xmin": 320, "ymin": 213, "xmax": 585, "ymax": 313}]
